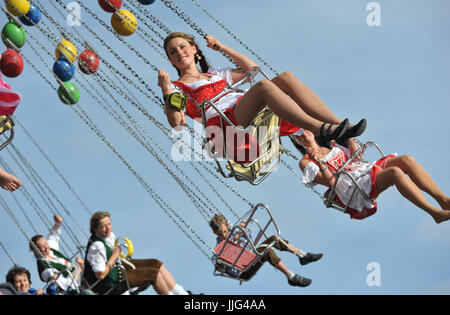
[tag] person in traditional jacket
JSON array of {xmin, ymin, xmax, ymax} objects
[
  {"xmin": 84, "ymin": 211, "xmax": 197, "ymax": 295},
  {"xmin": 29, "ymin": 215, "xmax": 85, "ymax": 294}
]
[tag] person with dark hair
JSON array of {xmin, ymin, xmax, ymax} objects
[
  {"xmin": 209, "ymin": 214, "xmax": 322, "ymax": 287},
  {"xmin": 5, "ymin": 266, "xmax": 57, "ymax": 295},
  {"xmin": 157, "ymin": 32, "xmax": 366, "ymax": 162},
  {"xmin": 29, "ymin": 215, "xmax": 85, "ymax": 294},
  {"xmin": 84, "ymin": 211, "xmax": 197, "ymax": 295},
  {"xmin": 295, "ymin": 129, "xmax": 450, "ymax": 222}
]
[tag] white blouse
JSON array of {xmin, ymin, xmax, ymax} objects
[
  {"xmin": 86, "ymin": 232, "xmax": 118, "ymax": 273},
  {"xmin": 171, "ymin": 67, "xmax": 247, "ymax": 121}
]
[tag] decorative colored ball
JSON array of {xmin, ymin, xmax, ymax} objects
[
  {"xmin": 111, "ymin": 9, "xmax": 137, "ymax": 36},
  {"xmin": 1, "ymin": 22, "xmax": 26, "ymax": 49},
  {"xmin": 5, "ymin": 0, "xmax": 30, "ymax": 17},
  {"xmin": 53, "ymin": 58, "xmax": 75, "ymax": 82},
  {"xmin": 137, "ymin": 0, "xmax": 156, "ymax": 4},
  {"xmin": 19, "ymin": 3, "xmax": 42, "ymax": 26},
  {"xmin": 0, "ymin": 49, "xmax": 24, "ymax": 78},
  {"xmin": 78, "ymin": 49, "xmax": 100, "ymax": 75},
  {"xmin": 55, "ymin": 39, "xmax": 77, "ymax": 63},
  {"xmin": 58, "ymin": 82, "xmax": 80, "ymax": 105},
  {"xmin": 98, "ymin": 0, "xmax": 122, "ymax": 13}
]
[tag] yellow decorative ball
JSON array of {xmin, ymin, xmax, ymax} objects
[
  {"xmin": 111, "ymin": 9, "xmax": 137, "ymax": 36},
  {"xmin": 55, "ymin": 39, "xmax": 77, "ymax": 63},
  {"xmin": 5, "ymin": 0, "xmax": 30, "ymax": 17}
]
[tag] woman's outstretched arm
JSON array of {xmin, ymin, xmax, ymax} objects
[
  {"xmin": 158, "ymin": 69, "xmax": 186, "ymax": 128},
  {"xmin": 205, "ymin": 35, "xmax": 258, "ymax": 83}
]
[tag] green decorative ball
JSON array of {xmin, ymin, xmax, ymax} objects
[
  {"xmin": 2, "ymin": 22, "xmax": 26, "ymax": 49},
  {"xmin": 58, "ymin": 82, "xmax": 80, "ymax": 105}
]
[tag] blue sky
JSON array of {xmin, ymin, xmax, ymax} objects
[{"xmin": 0, "ymin": 0, "xmax": 449, "ymax": 295}]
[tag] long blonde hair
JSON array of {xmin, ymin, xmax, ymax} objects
[{"xmin": 163, "ymin": 32, "xmax": 210, "ymax": 75}]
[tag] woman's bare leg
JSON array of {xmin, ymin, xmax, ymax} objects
[
  {"xmin": 152, "ymin": 264, "xmax": 176, "ymax": 295},
  {"xmin": 384, "ymin": 155, "xmax": 450, "ymax": 209},
  {"xmin": 271, "ymin": 72, "xmax": 342, "ymax": 124},
  {"xmin": 376, "ymin": 166, "xmax": 450, "ymax": 223},
  {"xmin": 233, "ymin": 79, "xmax": 339, "ymax": 135}
]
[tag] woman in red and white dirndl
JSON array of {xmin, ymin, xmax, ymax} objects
[
  {"xmin": 158, "ymin": 32, "xmax": 368, "ymax": 163},
  {"xmin": 296, "ymin": 129, "xmax": 450, "ymax": 223},
  {"xmin": 302, "ymin": 141, "xmax": 396, "ymax": 219}
]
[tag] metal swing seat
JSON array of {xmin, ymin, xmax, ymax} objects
[
  {"xmin": 323, "ymin": 141, "xmax": 386, "ymax": 219},
  {"xmin": 294, "ymin": 136, "xmax": 387, "ymax": 219},
  {"xmin": 0, "ymin": 115, "xmax": 14, "ymax": 151},
  {"xmin": 199, "ymin": 67, "xmax": 283, "ymax": 185},
  {"xmin": 212, "ymin": 203, "xmax": 282, "ymax": 284}
]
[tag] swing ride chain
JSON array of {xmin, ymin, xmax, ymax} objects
[
  {"xmin": 0, "ymin": 193, "xmax": 46, "ymax": 260},
  {"xmin": 26, "ymin": 6, "xmax": 247, "ymax": 219},
  {"xmin": 127, "ymin": 0, "xmax": 172, "ymax": 36},
  {"xmin": 84, "ymin": 68, "xmax": 237, "ymax": 219},
  {"xmin": 34, "ymin": 1, "xmax": 252, "ymax": 216},
  {"xmin": 13, "ymin": 118, "xmax": 93, "ymax": 216},
  {"xmin": 53, "ymin": 0, "xmax": 164, "ymax": 106},
  {"xmin": 80, "ymin": 75, "xmax": 215, "ymax": 222},
  {"xmin": 9, "ymin": 142, "xmax": 89, "ymax": 244},
  {"xmin": 0, "ymin": 154, "xmax": 54, "ymax": 234},
  {"xmin": 23, "ymin": 35, "xmax": 215, "ymax": 257},
  {"xmin": 4, "ymin": 145, "xmax": 80, "ymax": 254},
  {"xmin": 122, "ymin": 1, "xmax": 167, "ymax": 40},
  {"xmin": 74, "ymin": 0, "xmax": 161, "ymax": 72},
  {"xmin": 189, "ymin": 0, "xmax": 279, "ymax": 76},
  {"xmin": 18, "ymin": 45, "xmax": 212, "ymax": 260},
  {"xmin": 73, "ymin": 104, "xmax": 213, "ymax": 259},
  {"xmin": 11, "ymin": 43, "xmax": 88, "ymax": 251},
  {"xmin": 0, "ymin": 156, "xmax": 40, "ymax": 234},
  {"xmin": 94, "ymin": 70, "xmax": 245, "ymax": 218},
  {"xmin": 0, "ymin": 240, "xmax": 17, "ymax": 266},
  {"xmin": 51, "ymin": 0, "xmax": 222, "ymax": 152}
]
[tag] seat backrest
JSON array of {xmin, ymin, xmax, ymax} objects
[
  {"xmin": 213, "ymin": 240, "xmax": 257, "ymax": 270},
  {"xmin": 225, "ymin": 108, "xmax": 281, "ymax": 184}
]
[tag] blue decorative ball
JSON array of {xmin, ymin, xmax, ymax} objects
[
  {"xmin": 53, "ymin": 58, "xmax": 75, "ymax": 82},
  {"xmin": 137, "ymin": 0, "xmax": 156, "ymax": 5},
  {"xmin": 19, "ymin": 4, "xmax": 42, "ymax": 26}
]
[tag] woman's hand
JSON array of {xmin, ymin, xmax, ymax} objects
[
  {"xmin": 112, "ymin": 245, "xmax": 122, "ymax": 261},
  {"xmin": 76, "ymin": 257, "xmax": 84, "ymax": 267},
  {"xmin": 158, "ymin": 69, "xmax": 172, "ymax": 95},
  {"xmin": 53, "ymin": 215, "xmax": 63, "ymax": 227},
  {"xmin": 205, "ymin": 35, "xmax": 223, "ymax": 51},
  {"xmin": 306, "ymin": 147, "xmax": 322, "ymax": 165}
]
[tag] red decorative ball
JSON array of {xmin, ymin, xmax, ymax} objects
[
  {"xmin": 98, "ymin": 0, "xmax": 123, "ymax": 13},
  {"xmin": 78, "ymin": 49, "xmax": 100, "ymax": 75},
  {"xmin": 1, "ymin": 50, "xmax": 24, "ymax": 78}
]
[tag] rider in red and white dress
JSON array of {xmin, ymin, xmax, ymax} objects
[{"xmin": 302, "ymin": 140, "xmax": 396, "ymax": 219}]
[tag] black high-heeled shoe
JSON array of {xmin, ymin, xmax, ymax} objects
[
  {"xmin": 315, "ymin": 119, "xmax": 349, "ymax": 148},
  {"xmin": 320, "ymin": 118, "xmax": 349, "ymax": 142},
  {"xmin": 336, "ymin": 118, "xmax": 367, "ymax": 147}
]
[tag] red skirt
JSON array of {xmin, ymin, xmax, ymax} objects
[
  {"xmin": 205, "ymin": 104, "xmax": 300, "ymax": 164},
  {"xmin": 334, "ymin": 154, "xmax": 396, "ymax": 220}
]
